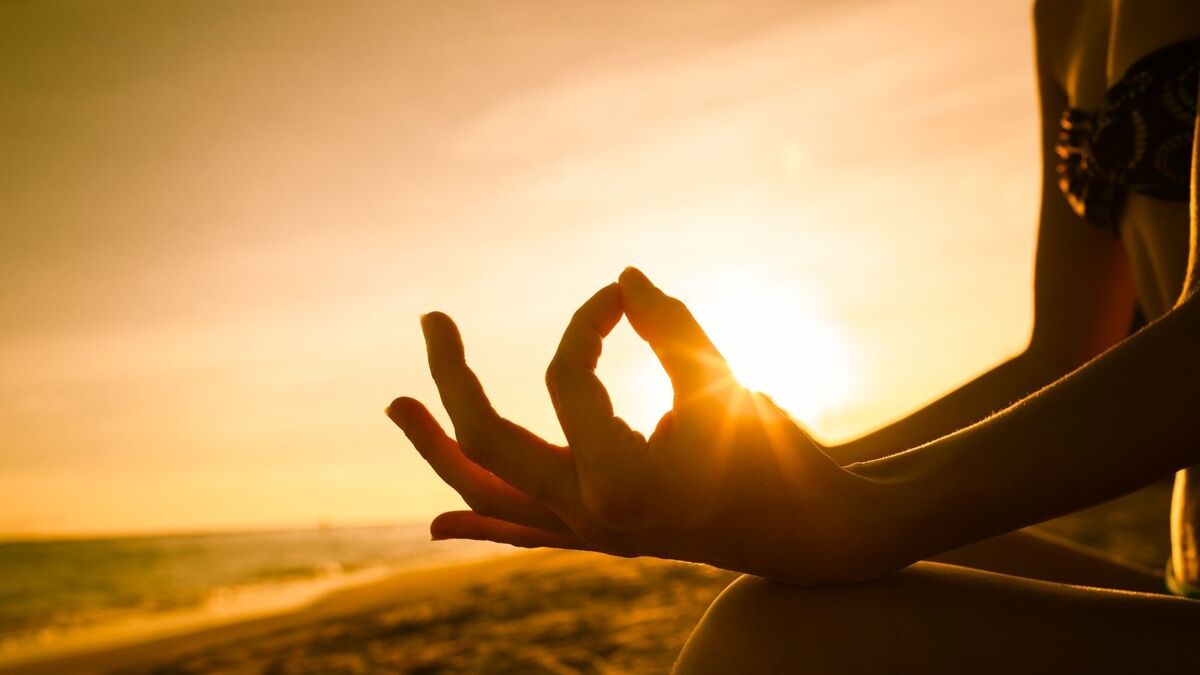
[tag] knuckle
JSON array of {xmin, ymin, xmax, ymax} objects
[
  {"xmin": 427, "ymin": 352, "xmax": 454, "ymax": 376},
  {"xmin": 663, "ymin": 296, "xmax": 689, "ymax": 316},
  {"xmin": 544, "ymin": 360, "xmax": 567, "ymax": 389}
]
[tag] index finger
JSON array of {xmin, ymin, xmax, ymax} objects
[
  {"xmin": 545, "ymin": 284, "xmax": 635, "ymax": 459},
  {"xmin": 617, "ymin": 267, "xmax": 735, "ymax": 403}
]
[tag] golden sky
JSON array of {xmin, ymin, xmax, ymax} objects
[{"xmin": 0, "ymin": 0, "xmax": 1040, "ymax": 537}]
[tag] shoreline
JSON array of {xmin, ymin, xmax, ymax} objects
[
  {"xmin": 0, "ymin": 549, "xmax": 531, "ymax": 675},
  {"xmin": 1, "ymin": 486, "xmax": 1169, "ymax": 674},
  {"xmin": 1, "ymin": 549, "xmax": 734, "ymax": 674}
]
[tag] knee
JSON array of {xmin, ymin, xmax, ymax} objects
[
  {"xmin": 673, "ymin": 565, "xmax": 961, "ymax": 675},
  {"xmin": 673, "ymin": 574, "xmax": 874, "ymax": 675}
]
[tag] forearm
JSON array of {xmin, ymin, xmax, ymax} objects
[
  {"xmin": 854, "ymin": 295, "xmax": 1200, "ymax": 569},
  {"xmin": 829, "ymin": 349, "xmax": 1062, "ymax": 465}
]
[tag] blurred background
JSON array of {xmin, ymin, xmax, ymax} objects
[
  {"xmin": 0, "ymin": 0, "xmax": 1050, "ymax": 665},
  {"xmin": 1, "ymin": 0, "xmax": 1038, "ymax": 538}
]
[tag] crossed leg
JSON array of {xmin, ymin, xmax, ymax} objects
[
  {"xmin": 928, "ymin": 528, "xmax": 1166, "ymax": 593},
  {"xmin": 674, "ymin": 556, "xmax": 1200, "ymax": 675}
]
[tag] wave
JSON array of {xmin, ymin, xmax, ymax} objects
[{"xmin": 0, "ymin": 525, "xmax": 500, "ymax": 663}]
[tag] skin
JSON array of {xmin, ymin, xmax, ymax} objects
[
  {"xmin": 830, "ymin": 0, "xmax": 1200, "ymax": 594},
  {"xmin": 391, "ymin": 276, "xmax": 884, "ymax": 585},
  {"xmin": 389, "ymin": 0, "xmax": 1200, "ymax": 671}
]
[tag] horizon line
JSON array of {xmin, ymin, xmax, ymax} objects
[{"xmin": 0, "ymin": 519, "xmax": 436, "ymax": 545}]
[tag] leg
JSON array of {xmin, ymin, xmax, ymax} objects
[
  {"xmin": 932, "ymin": 528, "xmax": 1164, "ymax": 593},
  {"xmin": 674, "ymin": 563, "xmax": 1200, "ymax": 675}
]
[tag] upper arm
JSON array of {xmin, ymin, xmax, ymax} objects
[
  {"xmin": 1024, "ymin": 2, "xmax": 1137, "ymax": 373},
  {"xmin": 1180, "ymin": 80, "xmax": 1200, "ymax": 303}
]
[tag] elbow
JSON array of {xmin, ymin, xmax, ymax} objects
[
  {"xmin": 1024, "ymin": 314, "xmax": 1132, "ymax": 380},
  {"xmin": 1016, "ymin": 336, "xmax": 1086, "ymax": 384},
  {"xmin": 1171, "ymin": 285, "xmax": 1200, "ymax": 328},
  {"xmin": 1175, "ymin": 278, "xmax": 1199, "ymax": 311}
]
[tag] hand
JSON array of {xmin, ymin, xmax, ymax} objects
[{"xmin": 388, "ymin": 268, "xmax": 894, "ymax": 584}]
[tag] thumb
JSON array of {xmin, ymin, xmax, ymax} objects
[{"xmin": 617, "ymin": 267, "xmax": 734, "ymax": 402}]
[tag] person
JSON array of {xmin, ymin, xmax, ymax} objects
[{"xmin": 387, "ymin": 0, "xmax": 1200, "ymax": 671}]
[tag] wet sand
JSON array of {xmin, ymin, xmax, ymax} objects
[
  {"xmin": 2, "ymin": 550, "xmax": 735, "ymax": 674},
  {"xmin": 4, "ymin": 482, "xmax": 1171, "ymax": 675}
]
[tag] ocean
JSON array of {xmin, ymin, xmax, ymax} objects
[{"xmin": 0, "ymin": 524, "xmax": 500, "ymax": 660}]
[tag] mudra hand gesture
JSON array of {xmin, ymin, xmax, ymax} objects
[{"xmin": 388, "ymin": 268, "xmax": 894, "ymax": 584}]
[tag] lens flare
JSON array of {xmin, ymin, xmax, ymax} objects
[{"xmin": 686, "ymin": 272, "xmax": 859, "ymax": 432}]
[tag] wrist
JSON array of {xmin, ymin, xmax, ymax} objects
[{"xmin": 845, "ymin": 449, "xmax": 944, "ymax": 572}]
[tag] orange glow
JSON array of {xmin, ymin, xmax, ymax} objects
[
  {"xmin": 689, "ymin": 270, "xmax": 859, "ymax": 427},
  {"xmin": 0, "ymin": 0, "xmax": 1038, "ymax": 537}
]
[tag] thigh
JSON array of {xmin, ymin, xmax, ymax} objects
[
  {"xmin": 674, "ymin": 563, "xmax": 1200, "ymax": 675},
  {"xmin": 931, "ymin": 528, "xmax": 1165, "ymax": 593}
]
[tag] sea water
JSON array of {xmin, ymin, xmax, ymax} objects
[{"xmin": 0, "ymin": 524, "xmax": 500, "ymax": 660}]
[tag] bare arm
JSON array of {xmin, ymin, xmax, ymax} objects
[
  {"xmin": 829, "ymin": 353, "xmax": 1083, "ymax": 466},
  {"xmin": 390, "ymin": 7, "xmax": 1195, "ymax": 587},
  {"xmin": 859, "ymin": 88, "xmax": 1200, "ymax": 569},
  {"xmin": 859, "ymin": 287, "xmax": 1200, "ymax": 567},
  {"xmin": 395, "ymin": 245, "xmax": 1193, "ymax": 585},
  {"xmin": 830, "ymin": 4, "xmax": 1136, "ymax": 465},
  {"xmin": 395, "ymin": 259, "xmax": 1194, "ymax": 585}
]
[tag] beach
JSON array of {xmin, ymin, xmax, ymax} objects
[
  {"xmin": 3, "ymin": 550, "xmax": 734, "ymax": 675},
  {"xmin": 1, "ymin": 482, "xmax": 1172, "ymax": 675}
]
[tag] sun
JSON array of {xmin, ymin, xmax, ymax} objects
[
  {"xmin": 600, "ymin": 270, "xmax": 860, "ymax": 438},
  {"xmin": 686, "ymin": 272, "xmax": 859, "ymax": 430}
]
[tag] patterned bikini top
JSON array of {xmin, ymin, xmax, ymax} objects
[{"xmin": 1056, "ymin": 38, "xmax": 1200, "ymax": 233}]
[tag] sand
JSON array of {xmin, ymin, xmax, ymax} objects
[
  {"xmin": 1, "ymin": 482, "xmax": 1172, "ymax": 675},
  {"xmin": 1, "ymin": 550, "xmax": 735, "ymax": 675}
]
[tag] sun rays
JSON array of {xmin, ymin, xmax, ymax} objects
[
  {"xmin": 682, "ymin": 271, "xmax": 860, "ymax": 431},
  {"xmin": 598, "ymin": 268, "xmax": 861, "ymax": 457}
]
